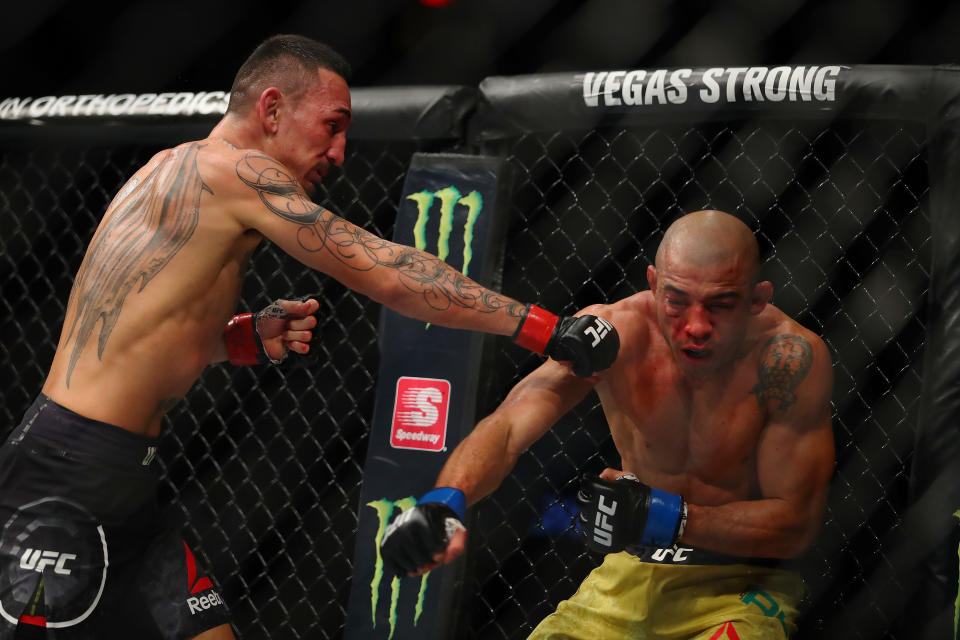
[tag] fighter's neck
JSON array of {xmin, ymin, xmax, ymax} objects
[{"xmin": 207, "ymin": 117, "xmax": 263, "ymax": 151}]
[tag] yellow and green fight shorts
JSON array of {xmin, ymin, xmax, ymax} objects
[{"xmin": 528, "ymin": 547, "xmax": 804, "ymax": 640}]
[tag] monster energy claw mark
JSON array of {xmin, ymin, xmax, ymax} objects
[
  {"xmin": 368, "ymin": 498, "xmax": 430, "ymax": 639},
  {"xmin": 406, "ymin": 187, "xmax": 483, "ymax": 277}
]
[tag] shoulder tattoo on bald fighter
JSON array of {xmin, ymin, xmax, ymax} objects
[
  {"xmin": 64, "ymin": 143, "xmax": 210, "ymax": 387},
  {"xmin": 750, "ymin": 334, "xmax": 813, "ymax": 411},
  {"xmin": 235, "ymin": 152, "xmax": 526, "ymax": 318}
]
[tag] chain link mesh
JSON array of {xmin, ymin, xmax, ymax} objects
[{"xmin": 0, "ymin": 115, "xmax": 928, "ymax": 639}]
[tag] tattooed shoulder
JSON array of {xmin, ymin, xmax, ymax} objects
[
  {"xmin": 750, "ymin": 333, "xmax": 814, "ymax": 411},
  {"xmin": 235, "ymin": 152, "xmax": 321, "ymax": 224}
]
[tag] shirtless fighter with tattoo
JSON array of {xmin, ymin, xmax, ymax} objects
[
  {"xmin": 0, "ymin": 35, "xmax": 618, "ymax": 640},
  {"xmin": 381, "ymin": 210, "xmax": 835, "ymax": 639}
]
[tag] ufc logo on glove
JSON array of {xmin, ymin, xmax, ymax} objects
[
  {"xmin": 592, "ymin": 495, "xmax": 618, "ymax": 547},
  {"xmin": 578, "ymin": 474, "xmax": 687, "ymax": 553},
  {"xmin": 584, "ymin": 317, "xmax": 614, "ymax": 348}
]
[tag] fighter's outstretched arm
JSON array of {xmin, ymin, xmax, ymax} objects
[{"xmin": 225, "ymin": 151, "xmax": 619, "ymax": 376}]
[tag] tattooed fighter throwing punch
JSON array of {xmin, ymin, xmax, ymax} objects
[
  {"xmin": 382, "ymin": 210, "xmax": 834, "ymax": 639},
  {"xmin": 0, "ymin": 35, "xmax": 618, "ymax": 640}
]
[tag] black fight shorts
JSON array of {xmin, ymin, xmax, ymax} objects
[{"xmin": 0, "ymin": 395, "xmax": 230, "ymax": 640}]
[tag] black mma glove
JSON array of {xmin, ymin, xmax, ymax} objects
[
  {"xmin": 577, "ymin": 474, "xmax": 687, "ymax": 554},
  {"xmin": 513, "ymin": 304, "xmax": 620, "ymax": 377},
  {"xmin": 379, "ymin": 488, "xmax": 466, "ymax": 575}
]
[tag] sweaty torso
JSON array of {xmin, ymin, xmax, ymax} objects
[
  {"xmin": 43, "ymin": 139, "xmax": 261, "ymax": 436},
  {"xmin": 594, "ymin": 291, "xmax": 807, "ymax": 506}
]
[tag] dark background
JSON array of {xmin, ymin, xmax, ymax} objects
[{"xmin": 3, "ymin": 0, "xmax": 959, "ymax": 97}]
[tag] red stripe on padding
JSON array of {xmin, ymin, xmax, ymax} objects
[{"xmin": 19, "ymin": 614, "xmax": 47, "ymax": 627}]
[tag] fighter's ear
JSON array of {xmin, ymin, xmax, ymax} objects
[
  {"xmin": 750, "ymin": 280, "xmax": 773, "ymax": 314},
  {"xmin": 256, "ymin": 87, "xmax": 283, "ymax": 134},
  {"xmin": 647, "ymin": 265, "xmax": 657, "ymax": 293}
]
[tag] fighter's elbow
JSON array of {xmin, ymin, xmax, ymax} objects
[{"xmin": 367, "ymin": 276, "xmax": 410, "ymax": 311}]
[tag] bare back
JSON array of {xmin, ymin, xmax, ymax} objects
[
  {"xmin": 44, "ymin": 139, "xmax": 262, "ymax": 436},
  {"xmin": 594, "ymin": 290, "xmax": 829, "ymax": 508}
]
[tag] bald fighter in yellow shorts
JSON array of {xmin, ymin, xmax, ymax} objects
[{"xmin": 380, "ymin": 210, "xmax": 835, "ymax": 639}]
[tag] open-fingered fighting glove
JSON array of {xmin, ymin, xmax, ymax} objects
[
  {"xmin": 513, "ymin": 305, "xmax": 620, "ymax": 377},
  {"xmin": 225, "ymin": 293, "xmax": 323, "ymax": 365},
  {"xmin": 379, "ymin": 488, "xmax": 466, "ymax": 575},
  {"xmin": 577, "ymin": 474, "xmax": 687, "ymax": 553}
]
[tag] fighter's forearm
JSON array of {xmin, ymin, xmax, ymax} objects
[
  {"xmin": 680, "ymin": 499, "xmax": 821, "ymax": 558},
  {"xmin": 435, "ymin": 416, "xmax": 522, "ymax": 506},
  {"xmin": 368, "ymin": 245, "xmax": 529, "ymax": 336}
]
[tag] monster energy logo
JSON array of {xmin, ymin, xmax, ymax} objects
[
  {"xmin": 368, "ymin": 497, "xmax": 429, "ymax": 639},
  {"xmin": 406, "ymin": 186, "xmax": 483, "ymax": 277}
]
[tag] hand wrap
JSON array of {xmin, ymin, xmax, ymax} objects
[{"xmin": 225, "ymin": 294, "xmax": 324, "ymax": 366}]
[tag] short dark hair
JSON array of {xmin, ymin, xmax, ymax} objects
[{"xmin": 227, "ymin": 34, "xmax": 352, "ymax": 114}]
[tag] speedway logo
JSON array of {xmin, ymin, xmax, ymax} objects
[
  {"xmin": 390, "ymin": 377, "xmax": 451, "ymax": 452},
  {"xmin": 367, "ymin": 497, "xmax": 429, "ymax": 637}
]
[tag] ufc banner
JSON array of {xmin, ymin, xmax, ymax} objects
[{"xmin": 344, "ymin": 154, "xmax": 511, "ymax": 640}]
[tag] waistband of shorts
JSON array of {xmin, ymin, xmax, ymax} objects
[
  {"xmin": 7, "ymin": 394, "xmax": 160, "ymax": 469},
  {"xmin": 626, "ymin": 544, "xmax": 785, "ymax": 568}
]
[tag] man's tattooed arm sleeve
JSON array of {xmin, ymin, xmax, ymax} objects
[{"xmin": 236, "ymin": 151, "xmax": 527, "ymax": 319}]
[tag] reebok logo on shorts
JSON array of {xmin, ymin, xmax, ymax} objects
[
  {"xmin": 390, "ymin": 377, "xmax": 450, "ymax": 452},
  {"xmin": 182, "ymin": 541, "xmax": 223, "ymax": 615},
  {"xmin": 187, "ymin": 591, "xmax": 224, "ymax": 615}
]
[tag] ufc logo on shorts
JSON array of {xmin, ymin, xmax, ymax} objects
[
  {"xmin": 650, "ymin": 546, "xmax": 692, "ymax": 562},
  {"xmin": 19, "ymin": 548, "xmax": 77, "ymax": 575},
  {"xmin": 584, "ymin": 317, "xmax": 613, "ymax": 347},
  {"xmin": 592, "ymin": 495, "xmax": 618, "ymax": 547}
]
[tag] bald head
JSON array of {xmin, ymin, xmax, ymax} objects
[{"xmin": 655, "ymin": 210, "xmax": 760, "ymax": 284}]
